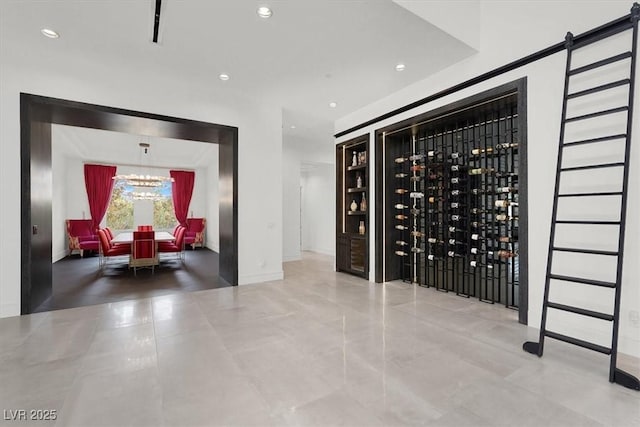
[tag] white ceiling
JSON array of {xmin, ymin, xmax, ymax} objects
[{"xmin": 2, "ymin": 0, "xmax": 475, "ymax": 153}]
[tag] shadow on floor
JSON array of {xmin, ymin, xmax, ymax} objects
[{"xmin": 35, "ymin": 248, "xmax": 231, "ymax": 312}]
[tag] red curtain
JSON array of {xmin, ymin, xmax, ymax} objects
[
  {"xmin": 170, "ymin": 170, "xmax": 195, "ymax": 226},
  {"xmin": 84, "ymin": 164, "xmax": 117, "ymax": 231}
]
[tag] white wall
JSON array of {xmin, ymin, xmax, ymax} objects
[
  {"xmin": 282, "ymin": 143, "xmax": 302, "ymax": 262},
  {"xmin": 51, "ymin": 147, "xmax": 68, "ymax": 262},
  {"xmin": 1, "ymin": 44, "xmax": 283, "ymax": 317},
  {"xmin": 205, "ymin": 151, "xmax": 220, "ymax": 252},
  {"xmin": 301, "ymin": 164, "xmax": 335, "ymax": 256},
  {"xmin": 335, "ymin": 1, "xmax": 640, "ymax": 356}
]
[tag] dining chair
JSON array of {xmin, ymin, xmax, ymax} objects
[
  {"xmin": 158, "ymin": 226, "xmax": 186, "ymax": 262},
  {"xmin": 130, "ymin": 230, "xmax": 157, "ymax": 275},
  {"xmin": 98, "ymin": 229, "xmax": 131, "ymax": 270}
]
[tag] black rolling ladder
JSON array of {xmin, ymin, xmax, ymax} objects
[{"xmin": 523, "ymin": 4, "xmax": 640, "ymax": 390}]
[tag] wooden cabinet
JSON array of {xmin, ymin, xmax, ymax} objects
[{"xmin": 336, "ymin": 136, "xmax": 369, "ymax": 278}]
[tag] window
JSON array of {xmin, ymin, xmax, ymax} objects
[{"xmin": 106, "ymin": 179, "xmax": 176, "ymax": 231}]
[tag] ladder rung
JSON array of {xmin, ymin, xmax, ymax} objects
[
  {"xmin": 569, "ymin": 52, "xmax": 632, "ymax": 75},
  {"xmin": 547, "ymin": 302, "xmax": 614, "ymax": 321},
  {"xmin": 558, "ymin": 191, "xmax": 622, "ymax": 197},
  {"xmin": 567, "ymin": 79, "xmax": 630, "ymax": 99},
  {"xmin": 565, "ymin": 106, "xmax": 628, "ymax": 123},
  {"xmin": 545, "ymin": 330, "xmax": 612, "ymax": 354},
  {"xmin": 564, "ymin": 134, "xmax": 627, "ymax": 147},
  {"xmin": 556, "ymin": 220, "xmax": 620, "ymax": 225},
  {"xmin": 549, "ymin": 274, "xmax": 616, "ymax": 288},
  {"xmin": 552, "ymin": 246, "xmax": 618, "ymax": 256},
  {"xmin": 561, "ymin": 162, "xmax": 624, "ymax": 172}
]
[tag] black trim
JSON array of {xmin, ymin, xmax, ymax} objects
[
  {"xmin": 335, "ymin": 11, "xmax": 633, "ymax": 139},
  {"xmin": 153, "ymin": 0, "xmax": 162, "ymax": 43}
]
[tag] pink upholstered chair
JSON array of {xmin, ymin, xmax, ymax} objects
[
  {"xmin": 105, "ymin": 227, "xmax": 128, "ymax": 248},
  {"xmin": 184, "ymin": 218, "xmax": 206, "ymax": 249},
  {"xmin": 66, "ymin": 219, "xmax": 99, "ymax": 258},
  {"xmin": 137, "ymin": 225, "xmax": 153, "ymax": 231},
  {"xmin": 98, "ymin": 229, "xmax": 131, "ymax": 269},
  {"xmin": 159, "ymin": 226, "xmax": 186, "ymax": 261},
  {"xmin": 130, "ymin": 231, "xmax": 157, "ymax": 275}
]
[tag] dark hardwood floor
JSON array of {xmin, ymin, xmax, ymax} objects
[{"xmin": 35, "ymin": 248, "xmax": 230, "ymax": 312}]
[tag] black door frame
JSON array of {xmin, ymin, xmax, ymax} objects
[{"xmin": 20, "ymin": 93, "xmax": 239, "ymax": 314}]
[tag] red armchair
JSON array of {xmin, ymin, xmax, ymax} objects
[
  {"xmin": 159, "ymin": 226, "xmax": 186, "ymax": 261},
  {"xmin": 184, "ymin": 218, "xmax": 206, "ymax": 249},
  {"xmin": 98, "ymin": 229, "xmax": 131, "ymax": 269},
  {"xmin": 66, "ymin": 219, "xmax": 99, "ymax": 258}
]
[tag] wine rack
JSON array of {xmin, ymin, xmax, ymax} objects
[
  {"xmin": 336, "ymin": 136, "xmax": 369, "ymax": 278},
  {"xmin": 385, "ymin": 91, "xmax": 523, "ymax": 310}
]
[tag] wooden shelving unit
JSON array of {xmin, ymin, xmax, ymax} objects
[{"xmin": 336, "ymin": 135, "xmax": 369, "ymax": 278}]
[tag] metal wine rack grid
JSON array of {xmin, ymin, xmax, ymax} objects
[{"xmin": 391, "ymin": 94, "xmax": 520, "ymax": 309}]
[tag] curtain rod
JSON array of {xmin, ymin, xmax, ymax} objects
[
  {"xmin": 83, "ymin": 161, "xmax": 195, "ymax": 172},
  {"xmin": 334, "ymin": 4, "xmax": 636, "ymax": 139}
]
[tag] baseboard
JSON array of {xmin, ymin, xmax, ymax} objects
[
  {"xmin": 205, "ymin": 243, "xmax": 219, "ymax": 252},
  {"xmin": 53, "ymin": 249, "xmax": 67, "ymax": 263},
  {"xmin": 0, "ymin": 303, "xmax": 20, "ymax": 318},
  {"xmin": 239, "ymin": 270, "xmax": 284, "ymax": 285},
  {"xmin": 302, "ymin": 247, "xmax": 335, "ymax": 257},
  {"xmin": 283, "ymin": 252, "xmax": 302, "ymax": 262}
]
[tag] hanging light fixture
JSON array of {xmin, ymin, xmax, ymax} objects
[{"xmin": 113, "ymin": 142, "xmax": 174, "ymax": 190}]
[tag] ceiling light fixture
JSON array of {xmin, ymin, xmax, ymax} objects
[
  {"xmin": 290, "ymin": 125, "xmax": 296, "ymax": 129},
  {"xmin": 113, "ymin": 142, "xmax": 174, "ymax": 189},
  {"xmin": 257, "ymin": 6, "xmax": 272, "ymax": 18},
  {"xmin": 395, "ymin": 63, "xmax": 406, "ymax": 72},
  {"xmin": 329, "ymin": 102, "xmax": 337, "ymax": 108},
  {"xmin": 219, "ymin": 73, "xmax": 230, "ymax": 81},
  {"xmin": 41, "ymin": 28, "xmax": 59, "ymax": 39}
]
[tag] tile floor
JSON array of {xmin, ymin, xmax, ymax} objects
[{"xmin": 0, "ymin": 252, "xmax": 638, "ymax": 426}]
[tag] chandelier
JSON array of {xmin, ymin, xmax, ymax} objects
[
  {"xmin": 126, "ymin": 191, "xmax": 164, "ymax": 201},
  {"xmin": 113, "ymin": 142, "xmax": 174, "ymax": 191}
]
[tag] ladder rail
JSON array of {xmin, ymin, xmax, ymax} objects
[{"xmin": 610, "ymin": 3, "xmax": 640, "ymax": 385}]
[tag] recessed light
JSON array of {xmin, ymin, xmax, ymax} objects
[
  {"xmin": 395, "ymin": 63, "xmax": 406, "ymax": 72},
  {"xmin": 41, "ymin": 28, "xmax": 59, "ymax": 39},
  {"xmin": 329, "ymin": 102, "xmax": 337, "ymax": 108},
  {"xmin": 290, "ymin": 125, "xmax": 296, "ymax": 129},
  {"xmin": 257, "ymin": 6, "xmax": 272, "ymax": 18},
  {"xmin": 219, "ymin": 73, "xmax": 230, "ymax": 81}
]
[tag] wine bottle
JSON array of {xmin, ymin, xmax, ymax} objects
[
  {"xmin": 395, "ymin": 188, "xmax": 409, "ymax": 194},
  {"xmin": 409, "ymin": 154, "xmax": 425, "ymax": 161},
  {"xmin": 450, "ymin": 164, "xmax": 467, "ymax": 172},
  {"xmin": 395, "ymin": 224, "xmax": 409, "ymax": 230},
  {"xmin": 426, "ymin": 185, "xmax": 444, "ymax": 190},
  {"xmin": 356, "ymin": 175, "xmax": 363, "ymax": 188},
  {"xmin": 395, "ymin": 203, "xmax": 408, "ymax": 209},
  {"xmin": 411, "ymin": 247, "xmax": 425, "ymax": 253},
  {"xmin": 470, "ymin": 260, "xmax": 494, "ymax": 269},
  {"xmin": 360, "ymin": 194, "xmax": 367, "ymax": 211},
  {"xmin": 411, "ymin": 165, "xmax": 427, "ymax": 172},
  {"xmin": 396, "ymin": 240, "xmax": 409, "ymax": 246},
  {"xmin": 450, "ymin": 177, "xmax": 466, "ymax": 184},
  {"xmin": 427, "ymin": 237, "xmax": 442, "ymax": 244},
  {"xmin": 495, "ymin": 186, "xmax": 517, "ymax": 194},
  {"xmin": 471, "ymin": 188, "xmax": 487, "ymax": 195},
  {"xmin": 471, "ymin": 147, "xmax": 494, "ymax": 155},
  {"xmin": 495, "ymin": 142, "xmax": 519, "ymax": 150},
  {"xmin": 427, "ymin": 150, "xmax": 441, "ymax": 157},
  {"xmin": 494, "ymin": 199, "xmax": 518, "ymax": 208},
  {"xmin": 450, "ymin": 189, "xmax": 464, "ymax": 196},
  {"xmin": 450, "ymin": 202, "xmax": 465, "ymax": 209},
  {"xmin": 495, "ymin": 214, "xmax": 518, "ymax": 221},
  {"xmin": 395, "ymin": 250, "xmax": 408, "ymax": 256},
  {"xmin": 448, "ymin": 239, "xmax": 464, "ymax": 245},
  {"xmin": 410, "ymin": 192, "xmax": 424, "ymax": 199},
  {"xmin": 411, "ymin": 231, "xmax": 426, "ymax": 238},
  {"xmin": 427, "ymin": 254, "xmax": 440, "ymax": 261},
  {"xmin": 471, "ymin": 233, "xmax": 484, "ymax": 241},
  {"xmin": 409, "ymin": 176, "xmax": 422, "ymax": 182},
  {"xmin": 449, "ymin": 152, "xmax": 463, "ymax": 159},
  {"xmin": 487, "ymin": 250, "xmax": 518, "ymax": 259},
  {"xmin": 494, "ymin": 171, "xmax": 518, "ymax": 178},
  {"xmin": 448, "ymin": 226, "xmax": 465, "ymax": 233},
  {"xmin": 410, "ymin": 208, "xmax": 422, "ymax": 215},
  {"xmin": 395, "ymin": 214, "xmax": 408, "ymax": 220},
  {"xmin": 395, "ymin": 173, "xmax": 409, "ymax": 178},
  {"xmin": 447, "ymin": 251, "xmax": 463, "ymax": 258},
  {"xmin": 450, "ymin": 215, "xmax": 463, "ymax": 221},
  {"xmin": 428, "ymin": 196, "xmax": 444, "ymax": 203},
  {"xmin": 395, "ymin": 156, "xmax": 409, "ymax": 163},
  {"xmin": 470, "ymin": 208, "xmax": 489, "ymax": 214},
  {"xmin": 468, "ymin": 167, "xmax": 495, "ymax": 175},
  {"xmin": 428, "ymin": 173, "xmax": 441, "ymax": 180}
]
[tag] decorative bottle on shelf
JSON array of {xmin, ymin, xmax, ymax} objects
[
  {"xmin": 356, "ymin": 174, "xmax": 363, "ymax": 188},
  {"xmin": 350, "ymin": 199, "xmax": 358, "ymax": 212},
  {"xmin": 359, "ymin": 221, "xmax": 366, "ymax": 235},
  {"xmin": 352, "ymin": 152, "xmax": 358, "ymax": 167},
  {"xmin": 360, "ymin": 194, "xmax": 367, "ymax": 211}
]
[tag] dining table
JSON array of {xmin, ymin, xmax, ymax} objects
[{"xmin": 110, "ymin": 231, "xmax": 175, "ymax": 244}]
